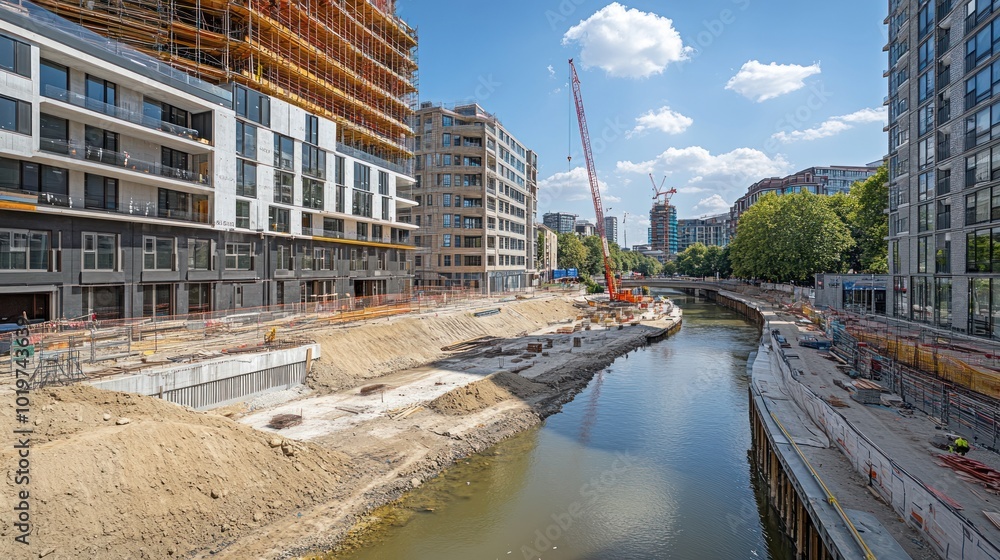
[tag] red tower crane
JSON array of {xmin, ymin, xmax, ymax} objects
[
  {"xmin": 569, "ymin": 59, "xmax": 636, "ymax": 302},
  {"xmin": 649, "ymin": 173, "xmax": 677, "ymax": 204}
]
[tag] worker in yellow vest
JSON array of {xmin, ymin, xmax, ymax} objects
[{"xmin": 954, "ymin": 436, "xmax": 970, "ymax": 456}]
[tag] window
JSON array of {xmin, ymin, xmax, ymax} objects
[
  {"xmin": 918, "ymin": 103, "xmax": 934, "ymax": 137},
  {"xmin": 335, "ymin": 155, "xmax": 345, "ymax": 185},
  {"xmin": 937, "ymin": 199, "xmax": 952, "ymax": 230},
  {"xmin": 443, "ymin": 214, "xmax": 452, "ymax": 228},
  {"xmin": 313, "ymin": 247, "xmax": 327, "ymax": 270},
  {"xmin": 85, "ymin": 75, "xmax": 116, "ymax": 109},
  {"xmin": 189, "ymin": 239, "xmax": 212, "ymax": 270},
  {"xmin": 442, "ymin": 115, "xmax": 453, "ymax": 126},
  {"xmin": 966, "ymin": 186, "xmax": 1000, "ymax": 224},
  {"xmin": 464, "ymin": 255, "xmax": 482, "ymax": 266},
  {"xmin": 302, "ymin": 145, "xmax": 326, "ymax": 179},
  {"xmin": 83, "ymin": 232, "xmax": 117, "ymax": 270},
  {"xmin": 236, "ymin": 159, "xmax": 257, "ymax": 198},
  {"xmin": 189, "ymin": 283, "xmax": 211, "ymax": 314},
  {"xmin": 39, "ymin": 113, "xmax": 68, "ymax": 154},
  {"xmin": 442, "ymin": 133, "xmax": 451, "ymax": 147},
  {"xmin": 356, "ymin": 222, "xmax": 368, "ymax": 240},
  {"xmin": 378, "ymin": 170, "xmax": 389, "ymax": 195},
  {"xmin": 161, "ymin": 147, "xmax": 190, "ymax": 179},
  {"xmin": 236, "ymin": 200, "xmax": 250, "ymax": 229},
  {"xmin": 225, "ymin": 242, "xmax": 252, "ymax": 270},
  {"xmin": 443, "ymin": 234, "xmax": 451, "ymax": 247},
  {"xmin": 965, "ymin": 145, "xmax": 1000, "ymax": 186},
  {"xmin": 336, "ymin": 185, "xmax": 346, "ymax": 213},
  {"xmin": 236, "ymin": 121, "xmax": 256, "ymax": 158},
  {"xmin": 918, "ymin": 137, "xmax": 935, "ymax": 169},
  {"xmin": 0, "ymin": 95, "xmax": 30, "ymax": 135},
  {"xmin": 936, "ymin": 233, "xmax": 951, "ymax": 273},
  {"xmin": 303, "ymin": 177, "xmax": 324, "ymax": 209},
  {"xmin": 274, "ymin": 171, "xmax": 293, "ymax": 204},
  {"xmin": 936, "ymin": 278, "xmax": 952, "ymax": 327},
  {"xmin": 305, "ymin": 114, "xmax": 319, "ymax": 145},
  {"xmin": 269, "ymin": 206, "xmax": 290, "ymax": 233},
  {"xmin": 965, "ymin": 59, "xmax": 1000, "ymax": 109},
  {"xmin": 443, "ymin": 193, "xmax": 452, "ymax": 207},
  {"xmin": 143, "ymin": 236, "xmax": 175, "ymax": 270},
  {"xmin": 0, "ymin": 35, "xmax": 30, "ymax": 77},
  {"xmin": 444, "ymin": 255, "xmax": 451, "ymax": 267},
  {"xmin": 274, "ymin": 134, "xmax": 294, "ymax": 170},
  {"xmin": 84, "ymin": 174, "xmax": 118, "ymax": 210},
  {"xmin": 354, "ymin": 162, "xmax": 371, "ymax": 191},
  {"xmin": 234, "ymin": 86, "xmax": 269, "ymax": 126},
  {"xmin": 39, "ymin": 60, "xmax": 68, "ymax": 99},
  {"xmin": 353, "ymin": 189, "xmax": 373, "ymax": 217},
  {"xmin": 142, "ymin": 284, "xmax": 173, "ymax": 317},
  {"xmin": 918, "ymin": 37, "xmax": 935, "ymax": 71},
  {"xmin": 382, "ymin": 197, "xmax": 389, "ymax": 220},
  {"xmin": 0, "ymin": 229, "xmax": 48, "ymax": 271},
  {"xmin": 323, "ymin": 217, "xmax": 344, "ymax": 237}
]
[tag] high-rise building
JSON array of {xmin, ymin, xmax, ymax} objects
[
  {"xmin": 31, "ymin": 0, "xmax": 418, "ymax": 169},
  {"xmin": 403, "ymin": 103, "xmax": 536, "ymax": 293},
  {"xmin": 575, "ymin": 220, "xmax": 596, "ymax": 237},
  {"xmin": 886, "ymin": 0, "xmax": 999, "ymax": 336},
  {"xmin": 0, "ymin": 2, "xmax": 416, "ymax": 321},
  {"xmin": 677, "ymin": 213, "xmax": 731, "ymax": 253},
  {"xmin": 543, "ymin": 212, "xmax": 577, "ymax": 234},
  {"xmin": 648, "ymin": 203, "xmax": 677, "ymax": 261},
  {"xmin": 603, "ymin": 215, "xmax": 618, "ymax": 245}
]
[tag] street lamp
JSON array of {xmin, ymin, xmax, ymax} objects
[{"xmin": 623, "ymin": 211, "xmax": 629, "ymax": 250}]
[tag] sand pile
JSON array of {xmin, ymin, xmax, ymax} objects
[
  {"xmin": 429, "ymin": 371, "xmax": 547, "ymax": 415},
  {"xmin": 0, "ymin": 385, "xmax": 348, "ymax": 560},
  {"xmin": 308, "ymin": 297, "xmax": 577, "ymax": 392}
]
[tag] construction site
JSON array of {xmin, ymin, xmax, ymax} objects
[{"xmin": 30, "ymin": 0, "xmax": 418, "ymax": 165}]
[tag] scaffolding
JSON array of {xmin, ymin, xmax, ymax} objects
[{"xmin": 32, "ymin": 0, "xmax": 418, "ymax": 166}]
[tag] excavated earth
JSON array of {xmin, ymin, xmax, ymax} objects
[{"xmin": 0, "ymin": 295, "xmax": 674, "ymax": 560}]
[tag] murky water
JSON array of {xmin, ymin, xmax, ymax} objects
[{"xmin": 333, "ymin": 295, "xmax": 793, "ymax": 560}]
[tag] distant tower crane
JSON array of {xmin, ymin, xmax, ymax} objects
[
  {"xmin": 650, "ymin": 173, "xmax": 677, "ymax": 204},
  {"xmin": 569, "ymin": 59, "xmax": 637, "ymax": 302}
]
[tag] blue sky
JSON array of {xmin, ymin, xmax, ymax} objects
[{"xmin": 397, "ymin": 0, "xmax": 888, "ymax": 246}]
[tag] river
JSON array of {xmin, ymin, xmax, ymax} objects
[{"xmin": 333, "ymin": 294, "xmax": 793, "ymax": 560}]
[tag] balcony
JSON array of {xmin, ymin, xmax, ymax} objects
[
  {"xmin": 0, "ymin": 186, "xmax": 210, "ymax": 224},
  {"xmin": 41, "ymin": 85, "xmax": 207, "ymax": 145},
  {"xmin": 302, "ymin": 227, "xmax": 414, "ymax": 246},
  {"xmin": 39, "ymin": 138, "xmax": 211, "ymax": 187}
]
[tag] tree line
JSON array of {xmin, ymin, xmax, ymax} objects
[{"xmin": 548, "ymin": 165, "xmax": 888, "ymax": 285}]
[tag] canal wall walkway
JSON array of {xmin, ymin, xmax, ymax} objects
[{"xmin": 723, "ymin": 289, "xmax": 1000, "ymax": 559}]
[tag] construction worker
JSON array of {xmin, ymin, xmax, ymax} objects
[{"xmin": 954, "ymin": 436, "xmax": 971, "ymax": 456}]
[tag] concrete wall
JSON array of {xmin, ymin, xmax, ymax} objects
[{"xmin": 89, "ymin": 343, "xmax": 319, "ymax": 410}]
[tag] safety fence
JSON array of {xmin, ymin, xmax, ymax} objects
[{"xmin": 3, "ymin": 285, "xmax": 567, "ymax": 377}]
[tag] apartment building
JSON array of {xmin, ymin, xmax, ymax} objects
[
  {"xmin": 542, "ymin": 212, "xmax": 578, "ymax": 234},
  {"xmin": 885, "ymin": 0, "xmax": 1000, "ymax": 338},
  {"xmin": 648, "ymin": 203, "xmax": 677, "ymax": 260},
  {"xmin": 677, "ymin": 213, "xmax": 731, "ymax": 253},
  {"xmin": 603, "ymin": 215, "xmax": 619, "ymax": 245},
  {"xmin": 0, "ymin": 2, "xmax": 415, "ymax": 321},
  {"xmin": 403, "ymin": 103, "xmax": 537, "ymax": 293}
]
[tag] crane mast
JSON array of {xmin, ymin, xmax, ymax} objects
[{"xmin": 569, "ymin": 59, "xmax": 621, "ymax": 299}]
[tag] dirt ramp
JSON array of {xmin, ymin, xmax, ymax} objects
[
  {"xmin": 429, "ymin": 371, "xmax": 547, "ymax": 415},
  {"xmin": 0, "ymin": 385, "xmax": 348, "ymax": 560}
]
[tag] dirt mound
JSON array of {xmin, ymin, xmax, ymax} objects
[
  {"xmin": 307, "ymin": 297, "xmax": 577, "ymax": 392},
  {"xmin": 0, "ymin": 384, "xmax": 348, "ymax": 560},
  {"xmin": 429, "ymin": 372, "xmax": 546, "ymax": 416}
]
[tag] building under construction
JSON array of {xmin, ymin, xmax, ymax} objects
[
  {"xmin": 648, "ymin": 202, "xmax": 677, "ymax": 261},
  {"xmin": 31, "ymin": 0, "xmax": 418, "ymax": 166}
]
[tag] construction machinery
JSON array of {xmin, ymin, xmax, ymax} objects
[
  {"xmin": 649, "ymin": 174, "xmax": 677, "ymax": 204},
  {"xmin": 568, "ymin": 59, "xmax": 640, "ymax": 303}
]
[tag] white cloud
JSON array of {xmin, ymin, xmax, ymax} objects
[
  {"xmin": 771, "ymin": 106, "xmax": 887, "ymax": 143},
  {"xmin": 616, "ymin": 146, "xmax": 791, "ymax": 183},
  {"xmin": 562, "ymin": 3, "xmax": 691, "ymax": 79},
  {"xmin": 627, "ymin": 106, "xmax": 693, "ymax": 138},
  {"xmin": 538, "ymin": 167, "xmax": 621, "ymax": 205},
  {"xmin": 725, "ymin": 60, "xmax": 821, "ymax": 102},
  {"xmin": 676, "ymin": 186, "xmax": 708, "ymax": 194},
  {"xmin": 547, "ymin": 64, "xmax": 556, "ymax": 79},
  {"xmin": 693, "ymin": 194, "xmax": 731, "ymax": 214}
]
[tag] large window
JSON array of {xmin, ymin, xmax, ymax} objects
[
  {"xmin": 966, "ymin": 186, "xmax": 1000, "ymax": 224},
  {"xmin": 225, "ymin": 242, "xmax": 252, "ymax": 270},
  {"xmin": 335, "ymin": 155, "xmax": 345, "ymax": 185},
  {"xmin": 0, "ymin": 95, "xmax": 30, "ymax": 136},
  {"xmin": 302, "ymin": 145, "xmax": 325, "ymax": 179},
  {"xmin": 0, "ymin": 35, "xmax": 30, "ymax": 77},
  {"xmin": 39, "ymin": 60, "xmax": 68, "ymax": 99},
  {"xmin": 274, "ymin": 134, "xmax": 294, "ymax": 170},
  {"xmin": 236, "ymin": 160, "xmax": 257, "ymax": 198},
  {"xmin": 189, "ymin": 283, "xmax": 211, "ymax": 314},
  {"xmin": 143, "ymin": 236, "xmax": 175, "ymax": 270},
  {"xmin": 378, "ymin": 170, "xmax": 389, "ymax": 195},
  {"xmin": 965, "ymin": 59, "xmax": 1000, "ymax": 109},
  {"xmin": 965, "ymin": 144, "xmax": 1000, "ymax": 186},
  {"xmin": 353, "ymin": 189, "xmax": 373, "ymax": 217},
  {"xmin": 236, "ymin": 121, "xmax": 256, "ymax": 158},
  {"xmin": 0, "ymin": 229, "xmax": 48, "ymax": 271},
  {"xmin": 303, "ymin": 177, "xmax": 324, "ymax": 209},
  {"xmin": 142, "ymin": 284, "xmax": 173, "ymax": 317},
  {"xmin": 85, "ymin": 75, "xmax": 116, "ymax": 110},
  {"xmin": 269, "ymin": 206, "xmax": 290, "ymax": 233},
  {"xmin": 305, "ymin": 114, "xmax": 319, "ymax": 145},
  {"xmin": 236, "ymin": 200, "xmax": 250, "ymax": 229},
  {"xmin": 189, "ymin": 239, "xmax": 212, "ymax": 270},
  {"xmin": 234, "ymin": 86, "xmax": 269, "ymax": 126},
  {"xmin": 83, "ymin": 232, "xmax": 117, "ymax": 270},
  {"xmin": 936, "ymin": 278, "xmax": 952, "ymax": 328},
  {"xmin": 323, "ymin": 217, "xmax": 344, "ymax": 237},
  {"xmin": 274, "ymin": 171, "xmax": 294, "ymax": 204},
  {"xmin": 354, "ymin": 162, "xmax": 371, "ymax": 191},
  {"xmin": 84, "ymin": 125, "xmax": 119, "ymax": 165},
  {"xmin": 39, "ymin": 113, "xmax": 68, "ymax": 154},
  {"xmin": 84, "ymin": 174, "xmax": 118, "ymax": 210},
  {"xmin": 936, "ymin": 232, "xmax": 951, "ymax": 273},
  {"xmin": 969, "ymin": 278, "xmax": 1000, "ymax": 338}
]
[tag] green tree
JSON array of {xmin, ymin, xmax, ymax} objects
[
  {"xmin": 635, "ymin": 254, "xmax": 663, "ymax": 276},
  {"xmin": 556, "ymin": 233, "xmax": 587, "ymax": 271},
  {"xmin": 849, "ymin": 166, "xmax": 889, "ymax": 273},
  {"xmin": 581, "ymin": 235, "xmax": 605, "ymax": 277},
  {"xmin": 729, "ymin": 191, "xmax": 854, "ymax": 283},
  {"xmin": 676, "ymin": 243, "xmax": 708, "ymax": 276}
]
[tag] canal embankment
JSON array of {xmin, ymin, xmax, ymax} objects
[{"xmin": 717, "ymin": 287, "xmax": 995, "ymax": 560}]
